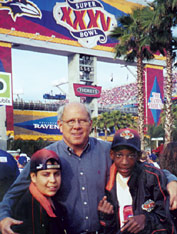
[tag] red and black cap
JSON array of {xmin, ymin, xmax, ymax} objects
[
  {"xmin": 111, "ymin": 128, "xmax": 141, "ymax": 152},
  {"xmin": 30, "ymin": 149, "xmax": 61, "ymax": 172}
]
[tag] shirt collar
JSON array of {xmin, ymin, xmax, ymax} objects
[{"xmin": 62, "ymin": 138, "xmax": 91, "ymax": 155}]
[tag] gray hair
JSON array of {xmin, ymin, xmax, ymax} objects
[{"xmin": 57, "ymin": 103, "xmax": 92, "ymax": 120}]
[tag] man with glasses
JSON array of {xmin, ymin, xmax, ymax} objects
[{"xmin": 0, "ymin": 102, "xmax": 177, "ymax": 234}]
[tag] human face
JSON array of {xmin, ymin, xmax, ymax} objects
[
  {"xmin": 111, "ymin": 148, "xmax": 138, "ymax": 178},
  {"xmin": 31, "ymin": 166, "xmax": 61, "ymax": 197},
  {"xmin": 58, "ymin": 103, "xmax": 92, "ymax": 152}
]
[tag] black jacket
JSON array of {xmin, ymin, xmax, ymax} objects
[
  {"xmin": 12, "ymin": 189, "xmax": 66, "ymax": 234},
  {"xmin": 99, "ymin": 162, "xmax": 176, "ymax": 234}
]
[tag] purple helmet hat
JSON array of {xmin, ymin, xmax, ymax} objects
[{"xmin": 30, "ymin": 149, "xmax": 61, "ymax": 172}]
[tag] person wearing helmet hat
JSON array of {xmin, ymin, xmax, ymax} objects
[
  {"xmin": 98, "ymin": 128, "xmax": 176, "ymax": 234},
  {"xmin": 0, "ymin": 149, "xmax": 20, "ymax": 201},
  {"xmin": 11, "ymin": 149, "xmax": 66, "ymax": 234}
]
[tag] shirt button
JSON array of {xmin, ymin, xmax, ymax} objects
[
  {"xmin": 84, "ymin": 201, "xmax": 87, "ymax": 205},
  {"xmin": 85, "ymin": 216, "xmax": 89, "ymax": 220},
  {"xmin": 80, "ymin": 172, "xmax": 84, "ymax": 175},
  {"xmin": 82, "ymin": 187, "xmax": 85, "ymax": 190}
]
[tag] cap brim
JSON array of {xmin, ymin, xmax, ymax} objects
[{"xmin": 111, "ymin": 143, "xmax": 141, "ymax": 152}]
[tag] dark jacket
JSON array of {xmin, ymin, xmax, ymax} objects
[
  {"xmin": 0, "ymin": 150, "xmax": 20, "ymax": 201},
  {"xmin": 99, "ymin": 162, "xmax": 176, "ymax": 234},
  {"xmin": 12, "ymin": 189, "xmax": 66, "ymax": 234},
  {"xmin": 171, "ymin": 209, "xmax": 177, "ymax": 230}
]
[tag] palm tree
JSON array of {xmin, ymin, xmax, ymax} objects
[
  {"xmin": 109, "ymin": 110, "xmax": 122, "ymax": 130},
  {"xmin": 123, "ymin": 113, "xmax": 137, "ymax": 129},
  {"xmin": 149, "ymin": 0, "xmax": 177, "ymax": 144},
  {"xmin": 91, "ymin": 110, "xmax": 137, "ymax": 139},
  {"xmin": 110, "ymin": 7, "xmax": 154, "ymax": 150},
  {"xmin": 145, "ymin": 124, "xmax": 165, "ymax": 149},
  {"xmin": 92, "ymin": 116, "xmax": 99, "ymax": 138},
  {"xmin": 97, "ymin": 112, "xmax": 112, "ymax": 140},
  {"xmin": 160, "ymin": 103, "xmax": 177, "ymax": 141},
  {"xmin": 108, "ymin": 110, "xmax": 136, "ymax": 134}
]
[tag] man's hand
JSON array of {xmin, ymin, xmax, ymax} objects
[
  {"xmin": 0, "ymin": 217, "xmax": 23, "ymax": 234},
  {"xmin": 121, "ymin": 214, "xmax": 145, "ymax": 234},
  {"xmin": 98, "ymin": 196, "xmax": 114, "ymax": 214},
  {"xmin": 167, "ymin": 181, "xmax": 177, "ymax": 210}
]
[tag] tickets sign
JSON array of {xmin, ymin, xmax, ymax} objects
[
  {"xmin": 73, "ymin": 83, "xmax": 102, "ymax": 97},
  {"xmin": 0, "ymin": 72, "xmax": 12, "ymax": 106}
]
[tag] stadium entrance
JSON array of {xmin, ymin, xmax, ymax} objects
[{"xmin": 0, "ymin": 0, "xmax": 165, "ymax": 147}]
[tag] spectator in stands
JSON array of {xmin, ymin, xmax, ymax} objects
[{"xmin": 98, "ymin": 83, "xmax": 137, "ymax": 107}]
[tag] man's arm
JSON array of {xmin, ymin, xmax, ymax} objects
[
  {"xmin": 0, "ymin": 162, "xmax": 31, "ymax": 234},
  {"xmin": 163, "ymin": 169, "xmax": 177, "ymax": 183},
  {"xmin": 163, "ymin": 169, "xmax": 177, "ymax": 210}
]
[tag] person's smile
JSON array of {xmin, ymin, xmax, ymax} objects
[
  {"xmin": 72, "ymin": 131, "xmax": 83, "ymax": 137},
  {"xmin": 47, "ymin": 186, "xmax": 58, "ymax": 192}
]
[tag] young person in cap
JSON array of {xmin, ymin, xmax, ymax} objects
[
  {"xmin": 11, "ymin": 149, "xmax": 66, "ymax": 234},
  {"xmin": 98, "ymin": 128, "xmax": 176, "ymax": 234}
]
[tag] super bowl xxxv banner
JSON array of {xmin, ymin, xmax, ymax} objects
[{"xmin": 0, "ymin": 0, "xmax": 143, "ymax": 50}]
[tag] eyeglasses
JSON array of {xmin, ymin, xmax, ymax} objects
[
  {"xmin": 114, "ymin": 153, "xmax": 137, "ymax": 159},
  {"xmin": 61, "ymin": 119, "xmax": 90, "ymax": 127}
]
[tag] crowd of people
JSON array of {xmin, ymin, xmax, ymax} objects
[
  {"xmin": 98, "ymin": 83, "xmax": 137, "ymax": 107},
  {"xmin": 0, "ymin": 102, "xmax": 177, "ymax": 234}
]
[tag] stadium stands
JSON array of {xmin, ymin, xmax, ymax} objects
[{"xmin": 98, "ymin": 83, "xmax": 137, "ymax": 107}]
